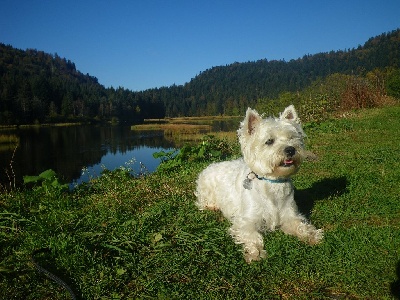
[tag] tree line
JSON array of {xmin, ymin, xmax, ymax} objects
[
  {"xmin": 159, "ymin": 28, "xmax": 400, "ymax": 116},
  {"xmin": 0, "ymin": 45, "xmax": 165, "ymax": 125},
  {"xmin": 0, "ymin": 29, "xmax": 399, "ymax": 125}
]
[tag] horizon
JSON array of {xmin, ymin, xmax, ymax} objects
[{"xmin": 1, "ymin": 1, "xmax": 399, "ymax": 92}]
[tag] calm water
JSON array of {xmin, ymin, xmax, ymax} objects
[
  {"xmin": 0, "ymin": 119, "xmax": 239, "ymax": 188},
  {"xmin": 0, "ymin": 126, "xmax": 175, "ymax": 188}
]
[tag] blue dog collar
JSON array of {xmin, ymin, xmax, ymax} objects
[
  {"xmin": 252, "ymin": 172, "xmax": 290, "ymax": 183},
  {"xmin": 243, "ymin": 171, "xmax": 289, "ymax": 190},
  {"xmin": 256, "ymin": 176, "xmax": 289, "ymax": 184}
]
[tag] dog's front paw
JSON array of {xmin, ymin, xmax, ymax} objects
[
  {"xmin": 244, "ymin": 247, "xmax": 267, "ymax": 263},
  {"xmin": 307, "ymin": 228, "xmax": 324, "ymax": 245},
  {"xmin": 295, "ymin": 223, "xmax": 324, "ymax": 245}
]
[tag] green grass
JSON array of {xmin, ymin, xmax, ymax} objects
[{"xmin": 1, "ymin": 106, "xmax": 400, "ymax": 299}]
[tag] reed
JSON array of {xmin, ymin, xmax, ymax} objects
[
  {"xmin": 0, "ymin": 134, "xmax": 19, "ymax": 145},
  {"xmin": 131, "ymin": 123, "xmax": 211, "ymax": 133}
]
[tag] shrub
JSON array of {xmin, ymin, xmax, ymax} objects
[{"xmin": 153, "ymin": 135, "xmax": 237, "ymax": 172}]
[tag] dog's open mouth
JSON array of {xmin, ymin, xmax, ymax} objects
[{"xmin": 281, "ymin": 159, "xmax": 294, "ymax": 167}]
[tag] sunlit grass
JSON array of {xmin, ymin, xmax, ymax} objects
[{"xmin": 1, "ymin": 105, "xmax": 400, "ymax": 299}]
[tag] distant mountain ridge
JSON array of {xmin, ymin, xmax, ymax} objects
[
  {"xmin": 160, "ymin": 28, "xmax": 399, "ymax": 116},
  {"xmin": 0, "ymin": 28, "xmax": 399, "ymax": 123}
]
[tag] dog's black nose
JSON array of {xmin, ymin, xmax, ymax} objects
[{"xmin": 284, "ymin": 146, "xmax": 296, "ymax": 157}]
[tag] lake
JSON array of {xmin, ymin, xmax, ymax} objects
[{"xmin": 0, "ymin": 119, "xmax": 239, "ymax": 188}]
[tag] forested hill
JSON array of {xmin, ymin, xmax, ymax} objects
[
  {"xmin": 159, "ymin": 28, "xmax": 400, "ymax": 116},
  {"xmin": 1, "ymin": 29, "xmax": 399, "ymax": 124},
  {"xmin": 0, "ymin": 45, "xmax": 165, "ymax": 125}
]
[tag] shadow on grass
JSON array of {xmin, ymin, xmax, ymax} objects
[
  {"xmin": 391, "ymin": 261, "xmax": 400, "ymax": 299},
  {"xmin": 295, "ymin": 176, "xmax": 348, "ymax": 218}
]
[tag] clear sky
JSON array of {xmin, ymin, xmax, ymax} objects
[{"xmin": 1, "ymin": 0, "xmax": 399, "ymax": 91}]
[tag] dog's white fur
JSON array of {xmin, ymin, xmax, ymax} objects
[{"xmin": 195, "ymin": 105, "xmax": 323, "ymax": 263}]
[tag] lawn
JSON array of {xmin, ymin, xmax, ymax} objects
[{"xmin": 1, "ymin": 105, "xmax": 400, "ymax": 299}]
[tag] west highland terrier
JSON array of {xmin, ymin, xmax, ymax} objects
[{"xmin": 195, "ymin": 105, "xmax": 323, "ymax": 263}]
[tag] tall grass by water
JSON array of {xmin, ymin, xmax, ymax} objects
[
  {"xmin": 1, "ymin": 105, "xmax": 400, "ymax": 299},
  {"xmin": 131, "ymin": 115, "xmax": 241, "ymax": 145}
]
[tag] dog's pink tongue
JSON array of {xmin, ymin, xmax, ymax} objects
[{"xmin": 284, "ymin": 159, "xmax": 293, "ymax": 165}]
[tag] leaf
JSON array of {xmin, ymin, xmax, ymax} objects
[
  {"xmin": 198, "ymin": 147, "xmax": 205, "ymax": 158},
  {"xmin": 211, "ymin": 150, "xmax": 221, "ymax": 157},
  {"xmin": 153, "ymin": 233, "xmax": 163, "ymax": 243},
  {"xmin": 0, "ymin": 267, "xmax": 12, "ymax": 273},
  {"xmin": 122, "ymin": 219, "xmax": 137, "ymax": 227},
  {"xmin": 116, "ymin": 268, "xmax": 126, "ymax": 276},
  {"xmin": 152, "ymin": 151, "xmax": 166, "ymax": 158},
  {"xmin": 23, "ymin": 175, "xmax": 42, "ymax": 184},
  {"xmin": 39, "ymin": 169, "xmax": 57, "ymax": 180}
]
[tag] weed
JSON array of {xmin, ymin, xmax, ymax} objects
[
  {"xmin": 153, "ymin": 135, "xmax": 238, "ymax": 172},
  {"xmin": 0, "ymin": 145, "xmax": 18, "ymax": 193},
  {"xmin": 23, "ymin": 169, "xmax": 69, "ymax": 195}
]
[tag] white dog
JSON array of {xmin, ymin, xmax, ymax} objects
[{"xmin": 195, "ymin": 105, "xmax": 323, "ymax": 263}]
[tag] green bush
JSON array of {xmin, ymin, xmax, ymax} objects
[
  {"xmin": 153, "ymin": 135, "xmax": 237, "ymax": 172},
  {"xmin": 23, "ymin": 169, "xmax": 68, "ymax": 195}
]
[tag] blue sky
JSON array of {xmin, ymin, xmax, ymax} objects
[{"xmin": 1, "ymin": 0, "xmax": 399, "ymax": 91}]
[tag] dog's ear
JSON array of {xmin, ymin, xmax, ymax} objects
[
  {"xmin": 280, "ymin": 105, "xmax": 300, "ymax": 123},
  {"xmin": 244, "ymin": 108, "xmax": 261, "ymax": 135},
  {"xmin": 280, "ymin": 105, "xmax": 306, "ymax": 138}
]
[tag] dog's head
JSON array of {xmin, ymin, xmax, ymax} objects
[{"xmin": 237, "ymin": 105, "xmax": 306, "ymax": 179}]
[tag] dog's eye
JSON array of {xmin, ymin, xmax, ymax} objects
[{"xmin": 265, "ymin": 139, "xmax": 274, "ymax": 145}]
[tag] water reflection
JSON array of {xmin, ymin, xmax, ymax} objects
[
  {"xmin": 73, "ymin": 145, "xmax": 172, "ymax": 187},
  {"xmin": 0, "ymin": 126, "xmax": 175, "ymax": 186},
  {"xmin": 0, "ymin": 118, "xmax": 239, "ymax": 187}
]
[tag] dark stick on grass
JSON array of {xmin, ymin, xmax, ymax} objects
[{"xmin": 31, "ymin": 248, "xmax": 77, "ymax": 300}]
